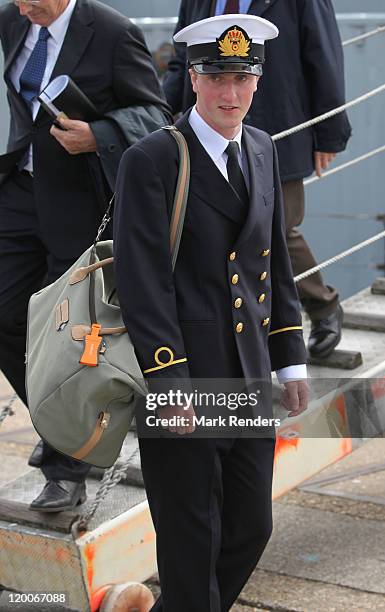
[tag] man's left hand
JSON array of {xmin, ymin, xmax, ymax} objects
[
  {"xmin": 314, "ymin": 151, "xmax": 336, "ymax": 178},
  {"xmin": 50, "ymin": 117, "xmax": 97, "ymax": 154},
  {"xmin": 281, "ymin": 380, "xmax": 310, "ymax": 418}
]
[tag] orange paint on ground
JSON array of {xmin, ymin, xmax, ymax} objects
[
  {"xmin": 275, "ymin": 435, "xmax": 300, "ymax": 456},
  {"xmin": 90, "ymin": 585, "xmax": 112, "ymax": 612},
  {"xmin": 341, "ymin": 437, "xmax": 353, "ymax": 455},
  {"xmin": 84, "ymin": 543, "xmax": 95, "ymax": 591},
  {"xmin": 334, "ymin": 395, "xmax": 347, "ymax": 428},
  {"xmin": 273, "ymin": 435, "xmax": 300, "ymax": 471}
]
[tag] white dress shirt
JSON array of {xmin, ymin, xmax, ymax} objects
[
  {"xmin": 10, "ymin": 0, "xmax": 77, "ymax": 170},
  {"xmin": 189, "ymin": 106, "xmax": 307, "ymax": 383}
]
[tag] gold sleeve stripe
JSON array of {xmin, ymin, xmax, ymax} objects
[
  {"xmin": 268, "ymin": 326, "xmax": 303, "ymax": 337},
  {"xmin": 143, "ymin": 357, "xmax": 188, "ymax": 374}
]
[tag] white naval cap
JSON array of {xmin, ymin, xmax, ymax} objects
[{"xmin": 174, "ymin": 14, "xmax": 279, "ymax": 75}]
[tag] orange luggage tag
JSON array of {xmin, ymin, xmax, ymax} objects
[{"xmin": 80, "ymin": 323, "xmax": 102, "ymax": 366}]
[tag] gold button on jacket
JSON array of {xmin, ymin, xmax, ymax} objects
[
  {"xmin": 234, "ymin": 298, "xmax": 243, "ymax": 309},
  {"xmin": 262, "ymin": 318, "xmax": 270, "ymax": 327},
  {"xmin": 258, "ymin": 293, "xmax": 266, "ymax": 304},
  {"xmin": 231, "ymin": 274, "xmax": 239, "ymax": 285},
  {"xmin": 236, "ymin": 322, "xmax": 244, "ymax": 333},
  {"xmin": 259, "ymin": 271, "xmax": 267, "ymax": 281},
  {"xmin": 261, "ymin": 249, "xmax": 270, "ymax": 257},
  {"xmin": 229, "ymin": 251, "xmax": 237, "ymax": 261}
]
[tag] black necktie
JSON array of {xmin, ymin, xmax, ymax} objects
[
  {"xmin": 223, "ymin": 0, "xmax": 240, "ymax": 13},
  {"xmin": 225, "ymin": 141, "xmax": 249, "ymax": 204}
]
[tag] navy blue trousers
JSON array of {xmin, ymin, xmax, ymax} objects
[{"xmin": 139, "ymin": 435, "xmax": 275, "ymax": 612}]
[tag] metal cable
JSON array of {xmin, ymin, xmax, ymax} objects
[
  {"xmin": 342, "ymin": 25, "xmax": 385, "ymax": 47},
  {"xmin": 0, "ymin": 393, "xmax": 17, "ymax": 426},
  {"xmin": 272, "ymin": 83, "xmax": 385, "ymax": 141},
  {"xmin": 294, "ymin": 230, "xmax": 385, "ymax": 283},
  {"xmin": 304, "ymin": 144, "xmax": 385, "ymax": 186},
  {"xmin": 73, "ymin": 446, "xmax": 140, "ymax": 535},
  {"xmin": 306, "ymin": 213, "xmax": 382, "ymax": 220}
]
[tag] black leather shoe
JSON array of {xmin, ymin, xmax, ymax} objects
[
  {"xmin": 30, "ymin": 480, "xmax": 87, "ymax": 513},
  {"xmin": 308, "ymin": 304, "xmax": 343, "ymax": 358},
  {"xmin": 28, "ymin": 440, "xmax": 44, "ymax": 467}
]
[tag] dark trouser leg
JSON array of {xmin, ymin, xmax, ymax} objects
[
  {"xmin": 282, "ymin": 180, "xmax": 339, "ymax": 320},
  {"xmin": 140, "ymin": 437, "xmax": 222, "ymax": 612},
  {"xmin": 0, "ymin": 170, "xmax": 90, "ymax": 482},
  {"xmin": 217, "ymin": 437, "xmax": 275, "ymax": 611},
  {"xmin": 138, "ymin": 436, "xmax": 274, "ymax": 612},
  {"xmin": 0, "ymin": 171, "xmax": 46, "ymax": 404}
]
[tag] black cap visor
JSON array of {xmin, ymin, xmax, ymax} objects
[{"xmin": 193, "ymin": 62, "xmax": 263, "ymax": 75}]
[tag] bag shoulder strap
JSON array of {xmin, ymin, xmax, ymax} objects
[
  {"xmin": 87, "ymin": 127, "xmax": 190, "ymax": 326},
  {"xmin": 93, "ymin": 126, "xmax": 190, "ymax": 272},
  {"xmin": 162, "ymin": 125, "xmax": 191, "ymax": 270}
]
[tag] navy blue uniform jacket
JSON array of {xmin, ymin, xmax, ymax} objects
[
  {"xmin": 114, "ymin": 112, "xmax": 307, "ymax": 389},
  {"xmin": 163, "ymin": 0, "xmax": 352, "ymax": 182}
]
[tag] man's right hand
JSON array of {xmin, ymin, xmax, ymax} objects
[
  {"xmin": 314, "ymin": 151, "xmax": 337, "ymax": 177},
  {"xmin": 281, "ymin": 380, "xmax": 310, "ymax": 418},
  {"xmin": 157, "ymin": 403, "xmax": 196, "ymax": 435}
]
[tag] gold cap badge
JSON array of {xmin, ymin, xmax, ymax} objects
[{"xmin": 217, "ymin": 26, "xmax": 251, "ymax": 58}]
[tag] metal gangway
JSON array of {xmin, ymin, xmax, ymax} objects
[{"xmin": 0, "ymin": 21, "xmax": 385, "ymax": 612}]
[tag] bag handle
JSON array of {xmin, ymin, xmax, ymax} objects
[
  {"xmin": 72, "ymin": 128, "xmax": 190, "ymax": 342},
  {"xmin": 69, "ymin": 257, "xmax": 114, "ymax": 285}
]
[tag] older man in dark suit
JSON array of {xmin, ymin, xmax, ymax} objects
[
  {"xmin": 164, "ymin": 0, "xmax": 352, "ymax": 359},
  {"xmin": 114, "ymin": 14, "xmax": 309, "ymax": 611},
  {"xmin": 0, "ymin": 0, "xmax": 171, "ymax": 511}
]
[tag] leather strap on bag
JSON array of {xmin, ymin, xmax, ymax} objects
[
  {"xmin": 164, "ymin": 126, "xmax": 191, "ymax": 269},
  {"xmin": 76, "ymin": 127, "xmax": 190, "ymax": 350}
]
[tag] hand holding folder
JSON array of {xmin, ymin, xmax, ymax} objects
[
  {"xmin": 38, "ymin": 75, "xmax": 100, "ymax": 123},
  {"xmin": 38, "ymin": 75, "xmax": 100, "ymax": 154}
]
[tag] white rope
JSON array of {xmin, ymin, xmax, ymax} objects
[
  {"xmin": 294, "ymin": 231, "xmax": 385, "ymax": 283},
  {"xmin": 303, "ymin": 144, "xmax": 385, "ymax": 186},
  {"xmin": 306, "ymin": 213, "xmax": 382, "ymax": 221},
  {"xmin": 343, "ymin": 25, "xmax": 385, "ymax": 47},
  {"xmin": 272, "ymin": 83, "xmax": 385, "ymax": 142}
]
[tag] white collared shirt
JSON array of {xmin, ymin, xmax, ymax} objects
[
  {"xmin": 10, "ymin": 0, "xmax": 77, "ymax": 169},
  {"xmin": 188, "ymin": 106, "xmax": 307, "ymax": 384},
  {"xmin": 189, "ymin": 105, "xmax": 245, "ymax": 182}
]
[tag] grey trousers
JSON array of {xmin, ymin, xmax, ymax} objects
[{"xmin": 282, "ymin": 180, "xmax": 338, "ymax": 320}]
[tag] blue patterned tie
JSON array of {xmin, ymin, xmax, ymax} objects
[{"xmin": 19, "ymin": 26, "xmax": 50, "ymax": 110}]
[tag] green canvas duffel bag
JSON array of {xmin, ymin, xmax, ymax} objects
[{"xmin": 25, "ymin": 127, "xmax": 190, "ymax": 468}]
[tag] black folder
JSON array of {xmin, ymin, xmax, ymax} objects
[{"xmin": 38, "ymin": 75, "xmax": 100, "ymax": 122}]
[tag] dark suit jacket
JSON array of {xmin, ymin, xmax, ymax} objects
[
  {"xmin": 0, "ymin": 0, "xmax": 171, "ymax": 259},
  {"xmin": 163, "ymin": 0, "xmax": 352, "ymax": 182},
  {"xmin": 114, "ymin": 111, "xmax": 306, "ymax": 391}
]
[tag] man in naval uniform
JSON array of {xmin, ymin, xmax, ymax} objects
[
  {"xmin": 114, "ymin": 15, "xmax": 309, "ymax": 612},
  {"xmin": 164, "ymin": 0, "xmax": 352, "ymax": 359}
]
